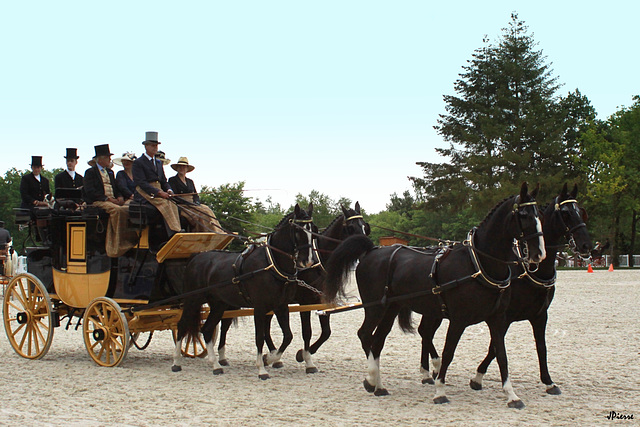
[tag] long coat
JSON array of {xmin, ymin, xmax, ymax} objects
[
  {"xmin": 54, "ymin": 170, "xmax": 84, "ymax": 190},
  {"xmin": 132, "ymin": 154, "xmax": 172, "ymax": 202},
  {"xmin": 82, "ymin": 166, "xmax": 122, "ymax": 204},
  {"xmin": 20, "ymin": 173, "xmax": 51, "ymax": 208}
]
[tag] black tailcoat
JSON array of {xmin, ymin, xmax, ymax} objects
[{"xmin": 20, "ymin": 173, "xmax": 51, "ymax": 208}]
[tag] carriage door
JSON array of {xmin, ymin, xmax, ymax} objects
[{"xmin": 67, "ymin": 222, "xmax": 87, "ymax": 274}]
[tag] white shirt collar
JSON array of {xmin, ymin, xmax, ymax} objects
[
  {"xmin": 34, "ymin": 174, "xmax": 41, "ymax": 182},
  {"xmin": 67, "ymin": 169, "xmax": 76, "ymax": 179},
  {"xmin": 143, "ymin": 153, "xmax": 154, "ymax": 161}
]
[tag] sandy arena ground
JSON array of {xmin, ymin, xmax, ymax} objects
[{"xmin": 1, "ymin": 269, "xmax": 639, "ymax": 426}]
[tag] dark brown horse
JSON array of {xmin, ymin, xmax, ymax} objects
[
  {"xmin": 172, "ymin": 204, "xmax": 315, "ymax": 379},
  {"xmin": 323, "ymin": 183, "xmax": 545, "ymax": 408},
  {"xmin": 468, "ymin": 183, "xmax": 592, "ymax": 394}
]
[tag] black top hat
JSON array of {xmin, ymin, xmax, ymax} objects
[
  {"xmin": 93, "ymin": 144, "xmax": 113, "ymax": 158},
  {"xmin": 31, "ymin": 156, "xmax": 43, "ymax": 167},
  {"xmin": 64, "ymin": 148, "xmax": 79, "ymax": 159},
  {"xmin": 142, "ymin": 131, "xmax": 161, "ymax": 145}
]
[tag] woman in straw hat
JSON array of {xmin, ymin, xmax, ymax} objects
[
  {"xmin": 168, "ymin": 157, "xmax": 223, "ymax": 233},
  {"xmin": 113, "ymin": 151, "xmax": 137, "ymax": 201}
]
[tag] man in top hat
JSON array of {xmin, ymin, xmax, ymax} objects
[
  {"xmin": 132, "ymin": 131, "xmax": 181, "ymax": 234},
  {"xmin": 83, "ymin": 144, "xmax": 138, "ymax": 257},
  {"xmin": 54, "ymin": 148, "xmax": 84, "ymax": 190},
  {"xmin": 168, "ymin": 157, "xmax": 224, "ymax": 232},
  {"xmin": 20, "ymin": 156, "xmax": 51, "ymax": 209}
]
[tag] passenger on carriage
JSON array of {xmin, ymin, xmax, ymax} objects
[
  {"xmin": 19, "ymin": 156, "xmax": 51, "ymax": 209},
  {"xmin": 113, "ymin": 152, "xmax": 137, "ymax": 201},
  {"xmin": 83, "ymin": 144, "xmax": 138, "ymax": 257},
  {"xmin": 168, "ymin": 157, "xmax": 224, "ymax": 232},
  {"xmin": 0, "ymin": 221, "xmax": 10, "ymax": 276},
  {"xmin": 132, "ymin": 131, "xmax": 182, "ymax": 235},
  {"xmin": 54, "ymin": 148, "xmax": 83, "ymax": 190}
]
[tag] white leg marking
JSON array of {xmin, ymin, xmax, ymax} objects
[
  {"xmin": 503, "ymin": 378, "xmax": 521, "ymax": 404},
  {"xmin": 173, "ymin": 337, "xmax": 183, "ymax": 367},
  {"xmin": 366, "ymin": 352, "xmax": 380, "ymax": 388},
  {"xmin": 206, "ymin": 339, "xmax": 222, "ymax": 372},
  {"xmin": 472, "ymin": 371, "xmax": 485, "ymax": 387},
  {"xmin": 434, "ymin": 378, "xmax": 447, "ymax": 400},
  {"xmin": 536, "ymin": 218, "xmax": 546, "ymax": 262},
  {"xmin": 303, "ymin": 350, "xmax": 317, "ymax": 370},
  {"xmin": 218, "ymin": 345, "xmax": 226, "ymax": 362},
  {"xmin": 431, "ymin": 357, "xmax": 441, "ymax": 377},
  {"xmin": 266, "ymin": 349, "xmax": 282, "ymax": 365},
  {"xmin": 257, "ymin": 351, "xmax": 269, "ymax": 377}
]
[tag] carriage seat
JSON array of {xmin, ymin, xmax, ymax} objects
[{"xmin": 128, "ymin": 201, "xmax": 162, "ymax": 226}]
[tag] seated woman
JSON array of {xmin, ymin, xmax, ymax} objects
[
  {"xmin": 113, "ymin": 152, "xmax": 137, "ymax": 201},
  {"xmin": 168, "ymin": 157, "xmax": 224, "ymax": 233}
]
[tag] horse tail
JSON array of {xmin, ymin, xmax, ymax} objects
[
  {"xmin": 323, "ymin": 235, "xmax": 374, "ymax": 303},
  {"xmin": 177, "ymin": 297, "xmax": 203, "ymax": 341},
  {"xmin": 397, "ymin": 306, "xmax": 415, "ymax": 333}
]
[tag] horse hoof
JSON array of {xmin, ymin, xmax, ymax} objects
[
  {"xmin": 546, "ymin": 385, "xmax": 562, "ymax": 395},
  {"xmin": 213, "ymin": 368, "xmax": 224, "ymax": 375},
  {"xmin": 171, "ymin": 365, "xmax": 182, "ymax": 372},
  {"xmin": 258, "ymin": 374, "xmax": 270, "ymax": 380},
  {"xmin": 422, "ymin": 378, "xmax": 435, "ymax": 385},
  {"xmin": 470, "ymin": 380, "xmax": 482, "ymax": 390},
  {"xmin": 306, "ymin": 367, "xmax": 318, "ymax": 374},
  {"xmin": 296, "ymin": 349, "xmax": 304, "ymax": 363},
  {"xmin": 363, "ymin": 379, "xmax": 376, "ymax": 393},
  {"xmin": 219, "ymin": 359, "xmax": 229, "ymax": 366},
  {"xmin": 374, "ymin": 388, "xmax": 389, "ymax": 396},
  {"xmin": 507, "ymin": 400, "xmax": 525, "ymax": 409},
  {"xmin": 433, "ymin": 396, "xmax": 450, "ymax": 404}
]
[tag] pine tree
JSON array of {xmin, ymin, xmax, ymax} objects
[{"xmin": 411, "ymin": 13, "xmax": 594, "ymax": 214}]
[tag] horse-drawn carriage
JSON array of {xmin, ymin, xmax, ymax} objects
[{"xmin": 3, "ymin": 199, "xmax": 237, "ymax": 367}]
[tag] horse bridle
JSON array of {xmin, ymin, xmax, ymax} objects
[{"xmin": 553, "ymin": 198, "xmax": 587, "ymax": 252}]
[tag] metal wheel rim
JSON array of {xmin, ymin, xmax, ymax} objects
[
  {"xmin": 3, "ymin": 273, "xmax": 54, "ymax": 360},
  {"xmin": 83, "ymin": 297, "xmax": 129, "ymax": 367}
]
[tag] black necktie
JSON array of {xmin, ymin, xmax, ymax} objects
[{"xmin": 151, "ymin": 157, "xmax": 157, "ymax": 173}]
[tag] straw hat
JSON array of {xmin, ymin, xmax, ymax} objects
[
  {"xmin": 113, "ymin": 152, "xmax": 137, "ymax": 166},
  {"xmin": 156, "ymin": 151, "xmax": 171, "ymax": 166},
  {"xmin": 171, "ymin": 156, "xmax": 195, "ymax": 172}
]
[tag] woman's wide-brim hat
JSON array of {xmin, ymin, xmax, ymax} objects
[
  {"xmin": 113, "ymin": 151, "xmax": 137, "ymax": 166},
  {"xmin": 142, "ymin": 131, "xmax": 161, "ymax": 145},
  {"xmin": 171, "ymin": 156, "xmax": 195, "ymax": 172},
  {"xmin": 156, "ymin": 151, "xmax": 171, "ymax": 166}
]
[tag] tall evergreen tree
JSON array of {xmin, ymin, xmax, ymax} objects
[{"xmin": 411, "ymin": 13, "xmax": 594, "ymax": 214}]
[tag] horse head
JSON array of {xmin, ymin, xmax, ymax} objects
[
  {"xmin": 510, "ymin": 182, "xmax": 546, "ymax": 264},
  {"xmin": 549, "ymin": 183, "xmax": 592, "ymax": 258},
  {"xmin": 341, "ymin": 201, "xmax": 370, "ymax": 237},
  {"xmin": 292, "ymin": 202, "xmax": 317, "ymax": 269}
]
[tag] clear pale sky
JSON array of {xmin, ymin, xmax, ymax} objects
[{"xmin": 1, "ymin": 1, "xmax": 637, "ymax": 213}]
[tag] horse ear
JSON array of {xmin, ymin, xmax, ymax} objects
[
  {"xmin": 355, "ymin": 201, "xmax": 361, "ymax": 213},
  {"xmin": 571, "ymin": 183, "xmax": 578, "ymax": 199},
  {"xmin": 341, "ymin": 204, "xmax": 348, "ymax": 216},
  {"xmin": 294, "ymin": 204, "xmax": 301, "ymax": 216},
  {"xmin": 531, "ymin": 183, "xmax": 540, "ymax": 199},
  {"xmin": 520, "ymin": 182, "xmax": 529, "ymax": 200},
  {"xmin": 561, "ymin": 182, "xmax": 568, "ymax": 196},
  {"xmin": 307, "ymin": 202, "xmax": 313, "ymax": 216}
]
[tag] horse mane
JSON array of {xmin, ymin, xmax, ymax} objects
[
  {"xmin": 274, "ymin": 211, "xmax": 295, "ymax": 229},
  {"xmin": 321, "ymin": 214, "xmax": 345, "ymax": 235},
  {"xmin": 478, "ymin": 195, "xmax": 514, "ymax": 228}
]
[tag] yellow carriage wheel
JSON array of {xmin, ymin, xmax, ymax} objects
[
  {"xmin": 172, "ymin": 328, "xmax": 208, "ymax": 358},
  {"xmin": 3, "ymin": 273, "xmax": 54, "ymax": 360},
  {"xmin": 83, "ymin": 297, "xmax": 130, "ymax": 367}
]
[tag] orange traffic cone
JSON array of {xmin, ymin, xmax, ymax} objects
[
  {"xmin": 587, "ymin": 264, "xmax": 594, "ymax": 273},
  {"xmin": 608, "ymin": 264, "xmax": 614, "ymax": 272}
]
